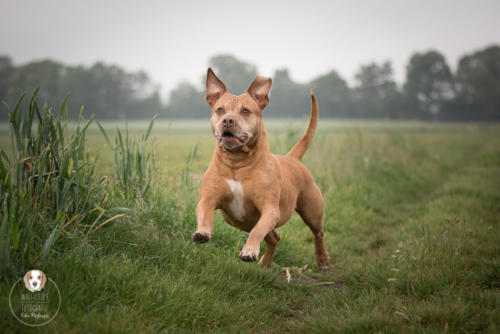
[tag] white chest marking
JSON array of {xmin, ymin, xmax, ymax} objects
[{"xmin": 226, "ymin": 179, "xmax": 245, "ymax": 221}]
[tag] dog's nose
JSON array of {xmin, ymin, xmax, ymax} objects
[
  {"xmin": 33, "ymin": 282, "xmax": 37, "ymax": 286},
  {"xmin": 222, "ymin": 117, "xmax": 235, "ymax": 128}
]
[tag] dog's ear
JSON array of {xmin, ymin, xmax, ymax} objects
[
  {"xmin": 40, "ymin": 271, "xmax": 47, "ymax": 289},
  {"xmin": 23, "ymin": 271, "xmax": 31, "ymax": 289},
  {"xmin": 246, "ymin": 76, "xmax": 272, "ymax": 109},
  {"xmin": 206, "ymin": 68, "xmax": 227, "ymax": 108}
]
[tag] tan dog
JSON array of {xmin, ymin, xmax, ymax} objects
[{"xmin": 192, "ymin": 68, "xmax": 330, "ymax": 268}]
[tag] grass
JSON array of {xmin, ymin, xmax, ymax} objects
[{"xmin": 0, "ymin": 93, "xmax": 499, "ymax": 333}]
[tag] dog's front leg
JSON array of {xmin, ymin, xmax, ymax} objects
[
  {"xmin": 239, "ymin": 206, "xmax": 280, "ymax": 262},
  {"xmin": 192, "ymin": 198, "xmax": 216, "ymax": 243}
]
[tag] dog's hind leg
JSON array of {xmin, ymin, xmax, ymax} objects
[
  {"xmin": 296, "ymin": 183, "xmax": 330, "ymax": 269},
  {"xmin": 258, "ymin": 230, "xmax": 280, "ymax": 266}
]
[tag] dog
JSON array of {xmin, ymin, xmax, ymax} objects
[
  {"xmin": 23, "ymin": 269, "xmax": 47, "ymax": 292},
  {"xmin": 192, "ymin": 68, "xmax": 330, "ymax": 268}
]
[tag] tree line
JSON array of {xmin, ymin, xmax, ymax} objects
[
  {"xmin": 0, "ymin": 58, "xmax": 162, "ymax": 120},
  {"xmin": 1, "ymin": 44, "xmax": 499, "ymax": 120}
]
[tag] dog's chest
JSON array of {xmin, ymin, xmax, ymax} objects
[{"xmin": 225, "ymin": 179, "xmax": 246, "ymax": 221}]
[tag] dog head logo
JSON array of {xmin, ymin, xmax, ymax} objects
[{"xmin": 23, "ymin": 270, "xmax": 47, "ymax": 292}]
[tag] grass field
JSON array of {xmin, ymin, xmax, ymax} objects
[{"xmin": 1, "ymin": 109, "xmax": 499, "ymax": 332}]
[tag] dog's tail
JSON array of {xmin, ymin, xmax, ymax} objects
[{"xmin": 287, "ymin": 92, "xmax": 319, "ymax": 160}]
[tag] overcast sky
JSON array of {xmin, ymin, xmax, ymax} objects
[{"xmin": 1, "ymin": 0, "xmax": 499, "ymax": 99}]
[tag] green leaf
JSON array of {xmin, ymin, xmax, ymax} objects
[
  {"xmin": 144, "ymin": 114, "xmax": 157, "ymax": 140},
  {"xmin": 96, "ymin": 120, "xmax": 112, "ymax": 147},
  {"xmin": 11, "ymin": 219, "xmax": 19, "ymax": 250}
]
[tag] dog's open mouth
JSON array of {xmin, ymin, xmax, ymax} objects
[
  {"xmin": 221, "ymin": 130, "xmax": 247, "ymax": 143},
  {"xmin": 222, "ymin": 130, "xmax": 235, "ymax": 138},
  {"xmin": 218, "ymin": 130, "xmax": 248, "ymax": 148}
]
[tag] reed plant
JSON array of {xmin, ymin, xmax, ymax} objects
[
  {"xmin": 97, "ymin": 116, "xmax": 157, "ymax": 203},
  {"xmin": 0, "ymin": 89, "xmax": 123, "ymax": 280}
]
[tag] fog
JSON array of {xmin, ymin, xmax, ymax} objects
[{"xmin": 2, "ymin": 0, "xmax": 499, "ymax": 97}]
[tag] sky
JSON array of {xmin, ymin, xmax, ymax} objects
[{"xmin": 1, "ymin": 0, "xmax": 499, "ymax": 100}]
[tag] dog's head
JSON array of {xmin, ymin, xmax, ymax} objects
[
  {"xmin": 206, "ymin": 68, "xmax": 272, "ymax": 151},
  {"xmin": 23, "ymin": 269, "xmax": 47, "ymax": 292}
]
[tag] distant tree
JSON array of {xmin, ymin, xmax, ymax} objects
[
  {"xmin": 404, "ymin": 51, "xmax": 454, "ymax": 120},
  {"xmin": 208, "ymin": 55, "xmax": 257, "ymax": 94},
  {"xmin": 353, "ymin": 61, "xmax": 402, "ymax": 118},
  {"xmin": 167, "ymin": 81, "xmax": 206, "ymax": 118},
  {"xmin": 309, "ymin": 70, "xmax": 352, "ymax": 118},
  {"xmin": 60, "ymin": 65, "xmax": 93, "ymax": 118},
  {"xmin": 267, "ymin": 69, "xmax": 308, "ymax": 117},
  {"xmin": 61, "ymin": 62, "xmax": 161, "ymax": 119},
  {"xmin": 3, "ymin": 47, "xmax": 499, "ymax": 121},
  {"xmin": 447, "ymin": 45, "xmax": 500, "ymax": 120},
  {"xmin": 0, "ymin": 56, "xmax": 14, "ymax": 109},
  {"xmin": 0, "ymin": 58, "xmax": 161, "ymax": 119},
  {"xmin": 6, "ymin": 59, "xmax": 65, "ymax": 108}
]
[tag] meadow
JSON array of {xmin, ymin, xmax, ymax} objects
[{"xmin": 0, "ymin": 95, "xmax": 499, "ymax": 333}]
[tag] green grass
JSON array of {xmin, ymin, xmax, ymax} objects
[{"xmin": 0, "ymin": 97, "xmax": 499, "ymax": 332}]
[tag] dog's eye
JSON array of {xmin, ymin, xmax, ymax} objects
[
  {"xmin": 216, "ymin": 108, "xmax": 223, "ymax": 114},
  {"xmin": 242, "ymin": 108, "xmax": 250, "ymax": 114}
]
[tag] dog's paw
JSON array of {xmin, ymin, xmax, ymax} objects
[
  {"xmin": 192, "ymin": 231, "xmax": 211, "ymax": 243},
  {"xmin": 318, "ymin": 263, "xmax": 329, "ymax": 271},
  {"xmin": 239, "ymin": 248, "xmax": 259, "ymax": 262},
  {"xmin": 317, "ymin": 257, "xmax": 330, "ymax": 271}
]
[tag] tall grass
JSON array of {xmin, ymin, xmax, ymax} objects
[
  {"xmin": 0, "ymin": 89, "xmax": 124, "ymax": 280},
  {"xmin": 97, "ymin": 117, "xmax": 157, "ymax": 203}
]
